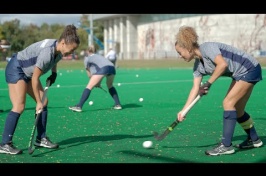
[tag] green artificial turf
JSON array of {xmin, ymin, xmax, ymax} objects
[{"xmin": 0, "ymin": 63, "xmax": 265, "ymax": 164}]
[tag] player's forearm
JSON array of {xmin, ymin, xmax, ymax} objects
[
  {"xmin": 32, "ymin": 67, "xmax": 43, "ymax": 103},
  {"xmin": 51, "ymin": 65, "xmax": 57, "ymax": 73},
  {"xmin": 183, "ymin": 88, "xmax": 198, "ymax": 110},
  {"xmin": 208, "ymin": 64, "xmax": 227, "ymax": 84},
  {"xmin": 32, "ymin": 77, "xmax": 41, "ymax": 103}
]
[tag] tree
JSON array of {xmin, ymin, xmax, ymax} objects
[
  {"xmin": 78, "ymin": 14, "xmax": 104, "ymax": 51},
  {"xmin": 0, "ymin": 15, "xmax": 104, "ymax": 61}
]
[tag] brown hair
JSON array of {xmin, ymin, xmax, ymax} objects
[
  {"xmin": 175, "ymin": 26, "xmax": 199, "ymax": 52},
  {"xmin": 58, "ymin": 24, "xmax": 80, "ymax": 45}
]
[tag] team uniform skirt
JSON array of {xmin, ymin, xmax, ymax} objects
[
  {"xmin": 233, "ymin": 64, "xmax": 262, "ymax": 85},
  {"xmin": 5, "ymin": 54, "xmax": 31, "ymax": 84},
  {"xmin": 94, "ymin": 66, "xmax": 116, "ymax": 76}
]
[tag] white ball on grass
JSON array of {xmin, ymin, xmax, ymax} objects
[
  {"xmin": 56, "ymin": 84, "xmax": 60, "ymax": 88},
  {"xmin": 118, "ymin": 83, "xmax": 121, "ymax": 86},
  {"xmin": 142, "ymin": 141, "xmax": 153, "ymax": 148},
  {"xmin": 139, "ymin": 98, "xmax": 144, "ymax": 102},
  {"xmin": 89, "ymin": 101, "xmax": 93, "ymax": 105}
]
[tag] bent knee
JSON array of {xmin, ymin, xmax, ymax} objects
[{"xmin": 223, "ymin": 98, "xmax": 236, "ymax": 109}]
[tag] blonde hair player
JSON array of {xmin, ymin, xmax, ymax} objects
[{"xmin": 175, "ymin": 25, "xmax": 263, "ymax": 156}]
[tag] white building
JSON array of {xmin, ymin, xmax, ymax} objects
[{"xmin": 93, "ymin": 14, "xmax": 266, "ymax": 60}]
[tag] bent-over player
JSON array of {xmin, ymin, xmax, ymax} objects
[
  {"xmin": 69, "ymin": 44, "xmax": 122, "ymax": 112},
  {"xmin": 175, "ymin": 25, "xmax": 263, "ymax": 156}
]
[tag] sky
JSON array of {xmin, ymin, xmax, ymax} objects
[{"xmin": 0, "ymin": 14, "xmax": 83, "ymax": 26}]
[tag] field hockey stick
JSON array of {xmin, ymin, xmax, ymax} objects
[
  {"xmin": 28, "ymin": 80, "xmax": 50, "ymax": 155},
  {"xmin": 98, "ymin": 86, "xmax": 107, "ymax": 93},
  {"xmin": 153, "ymin": 94, "xmax": 202, "ymax": 141}
]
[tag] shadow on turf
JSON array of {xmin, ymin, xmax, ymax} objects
[
  {"xmin": 0, "ymin": 103, "xmax": 142, "ymax": 114},
  {"xmin": 58, "ymin": 134, "xmax": 153, "ymax": 145},
  {"xmin": 118, "ymin": 150, "xmax": 195, "ymax": 163},
  {"xmin": 0, "ymin": 109, "xmax": 9, "ymax": 113},
  {"xmin": 161, "ymin": 134, "xmax": 266, "ymax": 152},
  {"xmin": 22, "ymin": 147, "xmax": 65, "ymax": 157},
  {"xmin": 26, "ymin": 134, "xmax": 153, "ymax": 157},
  {"xmin": 88, "ymin": 103, "xmax": 143, "ymax": 111},
  {"xmin": 1, "ymin": 107, "xmax": 55, "ymax": 114},
  {"xmin": 119, "ymin": 103, "xmax": 142, "ymax": 109}
]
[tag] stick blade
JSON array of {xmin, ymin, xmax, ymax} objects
[
  {"xmin": 99, "ymin": 86, "xmax": 107, "ymax": 93},
  {"xmin": 153, "ymin": 131, "xmax": 164, "ymax": 141},
  {"xmin": 28, "ymin": 148, "xmax": 35, "ymax": 155}
]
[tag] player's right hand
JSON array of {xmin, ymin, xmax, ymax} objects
[
  {"xmin": 177, "ymin": 111, "xmax": 185, "ymax": 122},
  {"xmin": 35, "ymin": 102, "xmax": 43, "ymax": 115}
]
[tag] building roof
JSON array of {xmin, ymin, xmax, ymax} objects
[{"xmin": 90, "ymin": 14, "xmax": 141, "ymax": 21}]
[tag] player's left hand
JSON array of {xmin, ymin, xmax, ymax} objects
[
  {"xmin": 199, "ymin": 81, "xmax": 212, "ymax": 96},
  {"xmin": 46, "ymin": 72, "xmax": 57, "ymax": 86}
]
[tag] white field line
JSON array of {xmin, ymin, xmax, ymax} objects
[
  {"xmin": 0, "ymin": 77, "xmax": 231, "ymax": 91},
  {"xmin": 1, "ymin": 71, "xmax": 266, "ymax": 91}
]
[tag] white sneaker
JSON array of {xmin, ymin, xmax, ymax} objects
[
  {"xmin": 113, "ymin": 105, "xmax": 122, "ymax": 110},
  {"xmin": 69, "ymin": 106, "xmax": 82, "ymax": 112}
]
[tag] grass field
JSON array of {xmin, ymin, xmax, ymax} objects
[{"xmin": 0, "ymin": 59, "xmax": 266, "ymax": 169}]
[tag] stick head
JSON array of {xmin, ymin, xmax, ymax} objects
[
  {"xmin": 99, "ymin": 86, "xmax": 107, "ymax": 93},
  {"xmin": 153, "ymin": 131, "xmax": 159, "ymax": 137},
  {"xmin": 28, "ymin": 148, "xmax": 35, "ymax": 155},
  {"xmin": 153, "ymin": 131, "xmax": 163, "ymax": 141}
]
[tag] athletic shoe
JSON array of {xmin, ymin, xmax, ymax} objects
[
  {"xmin": 34, "ymin": 137, "xmax": 59, "ymax": 149},
  {"xmin": 69, "ymin": 106, "xmax": 82, "ymax": 112},
  {"xmin": 235, "ymin": 138, "xmax": 263, "ymax": 149},
  {"xmin": 113, "ymin": 105, "xmax": 122, "ymax": 110},
  {"xmin": 0, "ymin": 142, "xmax": 22, "ymax": 155},
  {"xmin": 205, "ymin": 142, "xmax": 235, "ymax": 156}
]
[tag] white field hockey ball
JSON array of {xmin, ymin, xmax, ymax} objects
[{"xmin": 142, "ymin": 141, "xmax": 153, "ymax": 148}]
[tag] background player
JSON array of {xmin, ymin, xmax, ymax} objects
[{"xmin": 69, "ymin": 44, "xmax": 122, "ymax": 112}]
